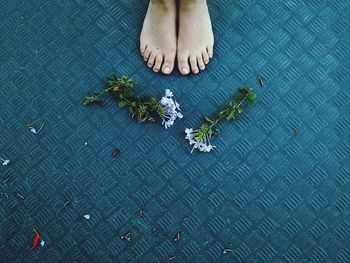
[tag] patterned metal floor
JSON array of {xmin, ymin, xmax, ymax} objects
[{"xmin": 0, "ymin": 0, "xmax": 349, "ymax": 262}]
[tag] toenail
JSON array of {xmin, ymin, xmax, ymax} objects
[
  {"xmin": 182, "ymin": 68, "xmax": 189, "ymax": 74},
  {"xmin": 154, "ymin": 68, "xmax": 159, "ymax": 72},
  {"xmin": 194, "ymin": 69, "xmax": 199, "ymax": 74},
  {"xmin": 163, "ymin": 67, "xmax": 170, "ymax": 74}
]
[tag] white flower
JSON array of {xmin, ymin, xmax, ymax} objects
[
  {"xmin": 165, "ymin": 89, "xmax": 173, "ymax": 97},
  {"xmin": 40, "ymin": 239, "xmax": 45, "ymax": 247},
  {"xmin": 158, "ymin": 89, "xmax": 183, "ymax": 129},
  {"xmin": 185, "ymin": 128, "xmax": 216, "ymax": 153},
  {"xmin": 0, "ymin": 158, "xmax": 10, "ymax": 166},
  {"xmin": 84, "ymin": 214, "xmax": 90, "ymax": 220}
]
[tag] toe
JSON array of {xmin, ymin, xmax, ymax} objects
[
  {"xmin": 147, "ymin": 52, "xmax": 156, "ymax": 68},
  {"xmin": 178, "ymin": 55, "xmax": 190, "ymax": 75},
  {"xmin": 190, "ymin": 56, "xmax": 199, "ymax": 74},
  {"xmin": 202, "ymin": 51, "xmax": 210, "ymax": 64},
  {"xmin": 140, "ymin": 43, "xmax": 146, "ymax": 55},
  {"xmin": 144, "ymin": 47, "xmax": 152, "ymax": 61},
  {"xmin": 162, "ymin": 53, "xmax": 175, "ymax": 74},
  {"xmin": 197, "ymin": 54, "xmax": 205, "ymax": 71},
  {"xmin": 207, "ymin": 46, "xmax": 214, "ymax": 58},
  {"xmin": 153, "ymin": 54, "xmax": 163, "ymax": 72}
]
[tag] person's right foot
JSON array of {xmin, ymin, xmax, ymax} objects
[
  {"xmin": 140, "ymin": 0, "xmax": 177, "ymax": 74},
  {"xmin": 177, "ymin": 0, "xmax": 214, "ymax": 75}
]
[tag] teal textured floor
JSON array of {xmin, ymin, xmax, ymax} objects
[{"xmin": 0, "ymin": 0, "xmax": 350, "ymax": 262}]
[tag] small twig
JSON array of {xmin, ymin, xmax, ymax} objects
[
  {"xmin": 64, "ymin": 200, "xmax": 71, "ymax": 208},
  {"xmin": 121, "ymin": 232, "xmax": 132, "ymax": 242},
  {"xmin": 168, "ymin": 255, "xmax": 176, "ymax": 261},
  {"xmin": 173, "ymin": 232, "xmax": 180, "ymax": 242},
  {"xmin": 36, "ymin": 122, "xmax": 45, "ymax": 134},
  {"xmin": 0, "ymin": 192, "xmax": 9, "ymax": 198},
  {"xmin": 257, "ymin": 75, "xmax": 264, "ymax": 87},
  {"xmin": 16, "ymin": 192, "xmax": 25, "ymax": 199},
  {"xmin": 223, "ymin": 248, "xmax": 234, "ymax": 254},
  {"xmin": 2, "ymin": 177, "xmax": 10, "ymax": 184}
]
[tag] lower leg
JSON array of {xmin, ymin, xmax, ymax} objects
[{"xmin": 177, "ymin": 0, "xmax": 214, "ymax": 75}]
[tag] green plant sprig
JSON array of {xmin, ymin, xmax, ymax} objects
[
  {"xmin": 196, "ymin": 86, "xmax": 256, "ymax": 142},
  {"xmin": 83, "ymin": 74, "xmax": 165, "ymax": 123}
]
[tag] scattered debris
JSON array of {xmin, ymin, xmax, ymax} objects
[
  {"xmin": 16, "ymin": 192, "xmax": 25, "ymax": 199},
  {"xmin": 223, "ymin": 248, "xmax": 234, "ymax": 254},
  {"xmin": 151, "ymin": 227, "xmax": 159, "ymax": 236},
  {"xmin": 173, "ymin": 232, "xmax": 180, "ymax": 242},
  {"xmin": 0, "ymin": 192, "xmax": 9, "ymax": 198},
  {"xmin": 168, "ymin": 255, "xmax": 176, "ymax": 261},
  {"xmin": 257, "ymin": 75, "xmax": 264, "ymax": 87},
  {"xmin": 112, "ymin": 148, "xmax": 121, "ymax": 158},
  {"xmin": 2, "ymin": 177, "xmax": 10, "ymax": 184},
  {"xmin": 40, "ymin": 239, "xmax": 45, "ymax": 247},
  {"xmin": 64, "ymin": 200, "xmax": 71, "ymax": 208},
  {"xmin": 84, "ymin": 142, "xmax": 88, "ymax": 146},
  {"xmin": 27, "ymin": 122, "xmax": 45, "ymax": 134},
  {"xmin": 83, "ymin": 214, "xmax": 90, "ymax": 220},
  {"xmin": 0, "ymin": 158, "xmax": 10, "ymax": 166},
  {"xmin": 121, "ymin": 232, "xmax": 132, "ymax": 242},
  {"xmin": 292, "ymin": 127, "xmax": 299, "ymax": 135},
  {"xmin": 139, "ymin": 209, "xmax": 144, "ymax": 218},
  {"xmin": 31, "ymin": 229, "xmax": 41, "ymax": 251}
]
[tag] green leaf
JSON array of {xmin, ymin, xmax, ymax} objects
[
  {"xmin": 235, "ymin": 95, "xmax": 244, "ymax": 101},
  {"xmin": 247, "ymin": 92, "xmax": 257, "ymax": 104},
  {"xmin": 240, "ymin": 86, "xmax": 249, "ymax": 94},
  {"xmin": 157, "ymin": 107, "xmax": 165, "ymax": 116},
  {"xmin": 118, "ymin": 101, "xmax": 128, "ymax": 107},
  {"xmin": 204, "ymin": 116, "xmax": 214, "ymax": 124},
  {"xmin": 82, "ymin": 96, "xmax": 99, "ymax": 106},
  {"xmin": 226, "ymin": 111, "xmax": 235, "ymax": 121},
  {"xmin": 149, "ymin": 97, "xmax": 157, "ymax": 105},
  {"xmin": 131, "ymin": 102, "xmax": 137, "ymax": 107}
]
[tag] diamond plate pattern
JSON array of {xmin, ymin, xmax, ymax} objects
[{"xmin": 0, "ymin": 0, "xmax": 350, "ymax": 262}]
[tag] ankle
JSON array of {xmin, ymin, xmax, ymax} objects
[
  {"xmin": 181, "ymin": 0, "xmax": 206, "ymax": 5},
  {"xmin": 151, "ymin": 0, "xmax": 175, "ymax": 9},
  {"xmin": 180, "ymin": 0, "xmax": 207, "ymax": 10}
]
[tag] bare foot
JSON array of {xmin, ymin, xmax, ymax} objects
[
  {"xmin": 140, "ymin": 0, "xmax": 177, "ymax": 74},
  {"xmin": 177, "ymin": 0, "xmax": 214, "ymax": 75}
]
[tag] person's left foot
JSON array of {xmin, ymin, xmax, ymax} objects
[{"xmin": 177, "ymin": 0, "xmax": 214, "ymax": 75}]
